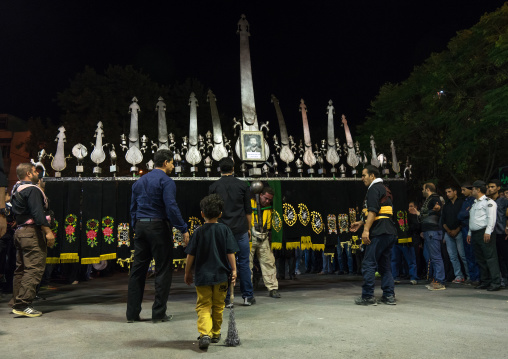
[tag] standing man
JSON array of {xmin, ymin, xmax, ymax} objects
[
  {"xmin": 209, "ymin": 157, "xmax": 255, "ymax": 307},
  {"xmin": 351, "ymin": 165, "xmax": 398, "ymax": 305},
  {"xmin": 10, "ymin": 163, "xmax": 55, "ymax": 317},
  {"xmin": 410, "ymin": 183, "xmax": 445, "ymax": 290},
  {"xmin": 486, "ymin": 179, "xmax": 508, "ymax": 287},
  {"xmin": 127, "ymin": 149, "xmax": 189, "ymax": 323},
  {"xmin": 441, "ymin": 185, "xmax": 469, "ymax": 283},
  {"xmin": 458, "ymin": 183, "xmax": 480, "ymax": 285},
  {"xmin": 467, "ymin": 180, "xmax": 500, "ymax": 291},
  {"xmin": 250, "ymin": 186, "xmax": 280, "ymax": 298}
]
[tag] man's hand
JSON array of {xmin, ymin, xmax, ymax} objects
[
  {"xmin": 432, "ymin": 203, "xmax": 441, "ymax": 212},
  {"xmin": 467, "ymin": 235, "xmax": 471, "ymax": 244},
  {"xmin": 408, "ymin": 207, "xmax": 420, "ymax": 216},
  {"xmin": 484, "ymin": 233, "xmax": 491, "ymax": 243},
  {"xmin": 184, "ymin": 272, "xmax": 193, "ymax": 285},
  {"xmin": 248, "ymin": 229, "xmax": 251, "ymax": 241},
  {"xmin": 361, "ymin": 230, "xmax": 371, "ymax": 245},
  {"xmin": 182, "ymin": 232, "xmax": 190, "ymax": 246},
  {"xmin": 350, "ymin": 221, "xmax": 363, "ymax": 233},
  {"xmin": 46, "ymin": 231, "xmax": 56, "ymax": 248},
  {"xmin": 0, "ymin": 216, "xmax": 6, "ymax": 238},
  {"xmin": 231, "ymin": 270, "xmax": 237, "ymax": 286}
]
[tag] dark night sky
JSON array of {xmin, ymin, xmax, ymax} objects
[{"xmin": 1, "ymin": 0, "xmax": 506, "ymax": 139}]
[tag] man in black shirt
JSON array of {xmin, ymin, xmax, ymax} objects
[
  {"xmin": 351, "ymin": 165, "xmax": 398, "ymax": 306},
  {"xmin": 442, "ymin": 185, "xmax": 469, "ymax": 283},
  {"xmin": 10, "ymin": 163, "xmax": 55, "ymax": 317},
  {"xmin": 209, "ymin": 157, "xmax": 254, "ymax": 306}
]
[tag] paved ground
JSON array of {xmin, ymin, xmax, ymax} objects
[{"xmin": 2, "ymin": 271, "xmax": 507, "ymax": 359}]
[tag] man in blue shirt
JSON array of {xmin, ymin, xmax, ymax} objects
[
  {"xmin": 487, "ymin": 179, "xmax": 508, "ymax": 288},
  {"xmin": 458, "ymin": 183, "xmax": 480, "ymax": 285},
  {"xmin": 126, "ymin": 149, "xmax": 189, "ymax": 323}
]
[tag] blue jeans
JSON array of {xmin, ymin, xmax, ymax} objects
[
  {"xmin": 461, "ymin": 227, "xmax": 480, "ymax": 281},
  {"xmin": 304, "ymin": 249, "xmax": 317, "ymax": 272},
  {"xmin": 361, "ymin": 233, "xmax": 397, "ymax": 298},
  {"xmin": 424, "ymin": 231, "xmax": 445, "ymax": 284},
  {"xmin": 391, "ymin": 243, "xmax": 419, "ymax": 281},
  {"xmin": 337, "ymin": 243, "xmax": 354, "ymax": 273},
  {"xmin": 226, "ymin": 231, "xmax": 253, "ymax": 300},
  {"xmin": 322, "ymin": 253, "xmax": 333, "ymax": 273},
  {"xmin": 444, "ymin": 231, "xmax": 469, "ymax": 280}
]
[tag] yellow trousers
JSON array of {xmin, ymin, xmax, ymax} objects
[{"xmin": 195, "ymin": 282, "xmax": 228, "ymax": 337}]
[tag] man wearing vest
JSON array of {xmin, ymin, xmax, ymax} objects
[
  {"xmin": 467, "ymin": 180, "xmax": 500, "ymax": 291},
  {"xmin": 250, "ymin": 186, "xmax": 280, "ymax": 298},
  {"xmin": 9, "ymin": 163, "xmax": 55, "ymax": 317},
  {"xmin": 351, "ymin": 165, "xmax": 398, "ymax": 305}
]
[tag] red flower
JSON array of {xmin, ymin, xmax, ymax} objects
[
  {"xmin": 103, "ymin": 227, "xmax": 113, "ymax": 237},
  {"xmin": 87, "ymin": 230, "xmax": 97, "ymax": 239},
  {"xmin": 65, "ymin": 225, "xmax": 75, "ymax": 235},
  {"xmin": 398, "ymin": 219, "xmax": 404, "ymax": 226}
]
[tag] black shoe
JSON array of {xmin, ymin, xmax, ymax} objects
[
  {"xmin": 269, "ymin": 289, "xmax": 281, "ymax": 298},
  {"xmin": 242, "ymin": 297, "xmax": 256, "ymax": 306},
  {"xmin": 337, "ymin": 271, "xmax": 345, "ymax": 275},
  {"xmin": 152, "ymin": 314, "xmax": 173, "ymax": 323},
  {"xmin": 354, "ymin": 296, "xmax": 377, "ymax": 306},
  {"xmin": 380, "ymin": 296, "xmax": 396, "ymax": 305},
  {"xmin": 225, "ymin": 300, "xmax": 234, "ymax": 309},
  {"xmin": 198, "ymin": 335, "xmax": 211, "ymax": 350},
  {"xmin": 487, "ymin": 285, "xmax": 501, "ymax": 291},
  {"xmin": 475, "ymin": 284, "xmax": 490, "ymax": 289},
  {"xmin": 211, "ymin": 334, "xmax": 221, "ymax": 344},
  {"xmin": 126, "ymin": 315, "xmax": 141, "ymax": 323}
]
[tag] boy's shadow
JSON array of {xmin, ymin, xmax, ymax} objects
[{"xmin": 127, "ymin": 339, "xmax": 205, "ymax": 353}]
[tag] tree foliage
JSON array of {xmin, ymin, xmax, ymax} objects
[{"xmin": 358, "ymin": 4, "xmax": 508, "ymax": 188}]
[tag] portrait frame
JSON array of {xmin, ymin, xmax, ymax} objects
[{"xmin": 240, "ymin": 130, "xmax": 265, "ymax": 162}]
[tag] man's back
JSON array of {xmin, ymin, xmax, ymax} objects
[{"xmin": 209, "ymin": 176, "xmax": 251, "ymax": 234}]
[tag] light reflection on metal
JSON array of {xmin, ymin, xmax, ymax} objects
[
  {"xmin": 299, "ymin": 99, "xmax": 316, "ymax": 175},
  {"xmin": 325, "ymin": 100, "xmax": 340, "ymax": 172}
]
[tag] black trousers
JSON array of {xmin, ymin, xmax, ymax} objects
[
  {"xmin": 126, "ymin": 221, "xmax": 173, "ymax": 320},
  {"xmin": 495, "ymin": 232, "xmax": 508, "ymax": 279},
  {"xmin": 471, "ymin": 229, "xmax": 500, "ymax": 286}
]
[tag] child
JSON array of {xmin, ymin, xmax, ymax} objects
[{"xmin": 184, "ymin": 194, "xmax": 239, "ymax": 350}]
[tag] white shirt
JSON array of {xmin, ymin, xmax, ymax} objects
[{"xmin": 468, "ymin": 195, "xmax": 497, "ymax": 235}]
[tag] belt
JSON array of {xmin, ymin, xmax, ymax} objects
[
  {"xmin": 375, "ymin": 206, "xmax": 393, "ymax": 221},
  {"xmin": 137, "ymin": 218, "xmax": 163, "ymax": 222}
]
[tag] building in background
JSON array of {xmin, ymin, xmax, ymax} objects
[{"xmin": 0, "ymin": 114, "xmax": 31, "ymax": 190}]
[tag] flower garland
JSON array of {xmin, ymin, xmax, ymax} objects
[
  {"xmin": 283, "ymin": 203, "xmax": 297, "ymax": 226},
  {"xmin": 397, "ymin": 211, "xmax": 409, "ymax": 232},
  {"xmin": 65, "ymin": 214, "xmax": 77, "ymax": 243},
  {"xmin": 298, "ymin": 203, "xmax": 310, "ymax": 226},
  {"xmin": 86, "ymin": 219, "xmax": 99, "ymax": 248},
  {"xmin": 51, "ymin": 219, "xmax": 59, "ymax": 247},
  {"xmin": 102, "ymin": 216, "xmax": 115, "ymax": 245}
]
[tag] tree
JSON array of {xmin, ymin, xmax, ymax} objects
[{"xmin": 358, "ymin": 4, "xmax": 508, "ymax": 190}]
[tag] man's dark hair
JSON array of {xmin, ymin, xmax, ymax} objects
[
  {"xmin": 472, "ymin": 180, "xmax": 487, "ymax": 194},
  {"xmin": 219, "ymin": 157, "xmax": 234, "ymax": 173},
  {"xmin": 16, "ymin": 163, "xmax": 34, "ymax": 180},
  {"xmin": 200, "ymin": 194, "xmax": 224, "ymax": 219},
  {"xmin": 488, "ymin": 179, "xmax": 502, "ymax": 188},
  {"xmin": 424, "ymin": 182, "xmax": 436, "ymax": 193},
  {"xmin": 153, "ymin": 149, "xmax": 174, "ymax": 167},
  {"xmin": 261, "ymin": 186, "xmax": 275, "ymax": 196},
  {"xmin": 461, "ymin": 182, "xmax": 473, "ymax": 189},
  {"xmin": 364, "ymin": 165, "xmax": 380, "ymax": 178},
  {"xmin": 444, "ymin": 185, "xmax": 457, "ymax": 192}
]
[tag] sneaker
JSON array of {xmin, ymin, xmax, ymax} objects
[
  {"xmin": 198, "ymin": 335, "xmax": 211, "ymax": 350},
  {"xmin": 394, "ymin": 278, "xmax": 401, "ymax": 284},
  {"xmin": 242, "ymin": 297, "xmax": 256, "ymax": 306},
  {"xmin": 211, "ymin": 334, "xmax": 221, "ymax": 344},
  {"xmin": 12, "ymin": 306, "xmax": 42, "ymax": 317},
  {"xmin": 295, "ymin": 269, "xmax": 302, "ymax": 275},
  {"xmin": 354, "ymin": 296, "xmax": 377, "ymax": 306},
  {"xmin": 464, "ymin": 279, "xmax": 472, "ymax": 285},
  {"xmin": 452, "ymin": 277, "xmax": 465, "ymax": 284},
  {"xmin": 269, "ymin": 289, "xmax": 281, "ymax": 298},
  {"xmin": 425, "ymin": 280, "xmax": 437, "ymax": 289},
  {"xmin": 410, "ymin": 280, "xmax": 418, "ymax": 285},
  {"xmin": 428, "ymin": 282, "xmax": 446, "ymax": 291},
  {"xmin": 380, "ymin": 296, "xmax": 396, "ymax": 305},
  {"xmin": 152, "ymin": 314, "xmax": 173, "ymax": 323}
]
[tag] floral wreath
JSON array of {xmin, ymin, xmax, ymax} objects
[
  {"xmin": 283, "ymin": 203, "xmax": 297, "ymax": 226},
  {"xmin": 86, "ymin": 219, "xmax": 99, "ymax": 248},
  {"xmin": 397, "ymin": 211, "xmax": 409, "ymax": 232},
  {"xmin": 51, "ymin": 219, "xmax": 59, "ymax": 246},
  {"xmin": 102, "ymin": 216, "xmax": 115, "ymax": 245},
  {"xmin": 311, "ymin": 211, "xmax": 324, "ymax": 234},
  {"xmin": 65, "ymin": 214, "xmax": 77, "ymax": 243}
]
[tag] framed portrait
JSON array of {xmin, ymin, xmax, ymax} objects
[{"xmin": 240, "ymin": 130, "xmax": 265, "ymax": 162}]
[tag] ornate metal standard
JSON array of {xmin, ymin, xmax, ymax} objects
[
  {"xmin": 341, "ymin": 115, "xmax": 360, "ymax": 175},
  {"xmin": 325, "ymin": 100, "xmax": 340, "ymax": 174},
  {"xmin": 370, "ymin": 135, "xmax": 381, "ymax": 168},
  {"xmin": 390, "ymin": 140, "xmax": 401, "ymax": 178},
  {"xmin": 207, "ymin": 90, "xmax": 229, "ymax": 164},
  {"xmin": 271, "ymin": 94, "xmax": 295, "ymax": 175},
  {"xmin": 90, "ymin": 122, "xmax": 108, "ymax": 175},
  {"xmin": 109, "ymin": 144, "xmax": 118, "ymax": 176},
  {"xmin": 152, "ymin": 97, "xmax": 169, "ymax": 151},
  {"xmin": 72, "ymin": 144, "xmax": 88, "ymax": 176},
  {"xmin": 121, "ymin": 97, "xmax": 148, "ymax": 174},
  {"xmin": 299, "ymin": 99, "xmax": 317, "ymax": 175},
  {"xmin": 50, "ymin": 126, "xmax": 71, "ymax": 177},
  {"xmin": 185, "ymin": 92, "xmax": 203, "ymax": 175}
]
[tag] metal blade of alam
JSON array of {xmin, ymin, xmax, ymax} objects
[
  {"xmin": 156, "ymin": 97, "xmax": 169, "ymax": 150},
  {"xmin": 391, "ymin": 140, "xmax": 400, "ymax": 173},
  {"xmin": 186, "ymin": 92, "xmax": 202, "ymax": 166},
  {"xmin": 52, "ymin": 126, "xmax": 67, "ymax": 171},
  {"xmin": 299, "ymin": 99, "xmax": 316, "ymax": 167},
  {"xmin": 341, "ymin": 114, "xmax": 359, "ymax": 168},
  {"xmin": 271, "ymin": 95, "xmax": 294, "ymax": 164},
  {"xmin": 208, "ymin": 90, "xmax": 228, "ymax": 161},
  {"xmin": 128, "ymin": 97, "xmax": 140, "ymax": 148},
  {"xmin": 325, "ymin": 100, "xmax": 339, "ymax": 166}
]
